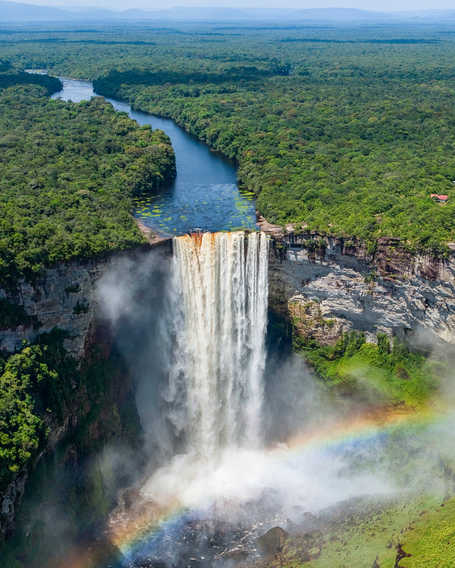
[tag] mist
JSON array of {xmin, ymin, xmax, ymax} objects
[{"xmin": 90, "ymin": 237, "xmax": 455, "ymax": 567}]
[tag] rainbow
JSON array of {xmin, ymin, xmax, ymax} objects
[
  {"xmin": 59, "ymin": 402, "xmax": 442, "ymax": 568},
  {"xmin": 283, "ymin": 403, "xmax": 437, "ymax": 456}
]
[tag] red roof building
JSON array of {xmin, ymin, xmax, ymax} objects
[{"xmin": 431, "ymin": 194, "xmax": 449, "ymax": 202}]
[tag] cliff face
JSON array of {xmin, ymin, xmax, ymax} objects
[
  {"xmin": 0, "ymin": 257, "xmax": 113, "ymax": 359},
  {"xmin": 0, "ymin": 243, "xmax": 171, "ymax": 541},
  {"xmin": 0, "ymin": 256, "xmax": 112, "ymax": 539},
  {"xmin": 266, "ymin": 230, "xmax": 455, "ymax": 347}
]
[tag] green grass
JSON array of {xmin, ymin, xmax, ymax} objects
[
  {"xmin": 400, "ymin": 499, "xmax": 455, "ymax": 567},
  {"xmin": 296, "ymin": 332, "xmax": 440, "ymax": 408},
  {"xmin": 275, "ymin": 495, "xmax": 455, "ymax": 568}
]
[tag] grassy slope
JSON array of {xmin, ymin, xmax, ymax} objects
[
  {"xmin": 295, "ymin": 333, "xmax": 441, "ymax": 408},
  {"xmin": 278, "ymin": 333, "xmax": 453, "ymax": 567},
  {"xmin": 274, "ymin": 496, "xmax": 455, "ymax": 568}
]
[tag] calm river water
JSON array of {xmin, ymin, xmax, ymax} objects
[{"xmin": 52, "ymin": 77, "xmax": 257, "ymax": 235}]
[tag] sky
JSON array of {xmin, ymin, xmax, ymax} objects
[{"xmin": 21, "ymin": 0, "xmax": 455, "ymax": 12}]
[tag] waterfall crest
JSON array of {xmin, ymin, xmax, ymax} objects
[{"xmin": 170, "ymin": 231, "xmax": 269, "ymax": 460}]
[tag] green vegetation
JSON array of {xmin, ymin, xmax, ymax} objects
[
  {"xmin": 81, "ymin": 30, "xmax": 455, "ymax": 252},
  {"xmin": 0, "ymin": 347, "xmax": 47, "ymax": 487},
  {"xmin": 0, "ymin": 325, "xmax": 140, "ymax": 495},
  {"xmin": 274, "ymin": 495, "xmax": 455, "ymax": 568},
  {"xmin": 295, "ymin": 331, "xmax": 438, "ymax": 406},
  {"xmin": 0, "ymin": 66, "xmax": 175, "ymax": 494},
  {"xmin": 4, "ymin": 26, "xmax": 455, "ymax": 249},
  {"xmin": 395, "ymin": 498, "xmax": 455, "ymax": 567},
  {"xmin": 0, "ymin": 332, "xmax": 76, "ymax": 492},
  {"xmin": 0, "ymin": 70, "xmax": 175, "ymax": 287},
  {"xmin": 1, "ymin": 24, "xmax": 455, "ymax": 566},
  {"xmin": 0, "ymin": 60, "xmax": 61, "ymax": 95},
  {"xmin": 1, "ymin": 342, "xmax": 140, "ymax": 568}
]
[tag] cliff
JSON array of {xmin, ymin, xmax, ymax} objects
[
  {"xmin": 0, "ymin": 241, "xmax": 171, "ymax": 541},
  {"xmin": 1, "ymin": 256, "xmax": 115, "ymax": 360},
  {"xmin": 263, "ymin": 221, "xmax": 455, "ymax": 347},
  {"xmin": 2, "ymin": 220, "xmax": 454, "ymax": 544}
]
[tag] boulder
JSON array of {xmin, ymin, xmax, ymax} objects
[{"xmin": 257, "ymin": 526, "xmax": 288, "ymax": 556}]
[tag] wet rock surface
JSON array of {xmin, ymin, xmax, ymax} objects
[
  {"xmin": 0, "ymin": 245, "xmax": 169, "ymax": 542},
  {"xmin": 256, "ymin": 526, "xmax": 288, "ymax": 556},
  {"xmin": 129, "ymin": 517, "xmax": 260, "ymax": 568},
  {"xmin": 0, "ymin": 243, "xmax": 171, "ymax": 358},
  {"xmin": 113, "ymin": 486, "xmax": 342, "ymax": 568}
]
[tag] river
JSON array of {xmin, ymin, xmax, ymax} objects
[{"xmin": 51, "ymin": 77, "xmax": 257, "ymax": 236}]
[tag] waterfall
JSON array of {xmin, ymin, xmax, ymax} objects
[{"xmin": 170, "ymin": 231, "xmax": 269, "ymax": 461}]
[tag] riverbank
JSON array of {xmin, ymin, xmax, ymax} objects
[{"xmin": 51, "ymin": 75, "xmax": 256, "ymax": 237}]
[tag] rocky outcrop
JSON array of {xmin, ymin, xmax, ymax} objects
[
  {"xmin": 257, "ymin": 526, "xmax": 288, "ymax": 557},
  {"xmin": 265, "ymin": 226, "xmax": 455, "ymax": 346},
  {"xmin": 1, "ymin": 474, "xmax": 27, "ymax": 541},
  {"xmin": 1, "ymin": 256, "xmax": 112, "ymax": 359},
  {"xmin": 0, "ymin": 241, "xmax": 172, "ymax": 359}
]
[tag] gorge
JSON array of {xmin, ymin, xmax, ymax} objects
[{"xmin": 2, "ymin": 75, "xmax": 455, "ymax": 568}]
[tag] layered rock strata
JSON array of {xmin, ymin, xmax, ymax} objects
[{"xmin": 263, "ymin": 222, "xmax": 455, "ymax": 346}]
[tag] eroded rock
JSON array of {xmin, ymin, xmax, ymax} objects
[{"xmin": 257, "ymin": 526, "xmax": 288, "ymax": 557}]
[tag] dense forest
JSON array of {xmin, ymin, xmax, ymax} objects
[
  {"xmin": 92, "ymin": 45, "xmax": 455, "ymax": 253},
  {"xmin": 0, "ymin": 331, "xmax": 76, "ymax": 493},
  {"xmin": 0, "ymin": 60, "xmax": 61, "ymax": 94},
  {"xmin": 0, "ymin": 67, "xmax": 175, "ymax": 287},
  {"xmin": 1, "ymin": 25, "xmax": 454, "ymax": 250},
  {"xmin": 0, "ymin": 68, "xmax": 174, "ymax": 494}
]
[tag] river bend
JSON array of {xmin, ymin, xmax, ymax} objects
[{"xmin": 52, "ymin": 77, "xmax": 257, "ymax": 236}]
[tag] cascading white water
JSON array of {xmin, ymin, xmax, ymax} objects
[{"xmin": 170, "ymin": 231, "xmax": 269, "ymax": 461}]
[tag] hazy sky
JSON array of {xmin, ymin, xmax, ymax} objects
[{"xmin": 24, "ymin": 0, "xmax": 455, "ymax": 11}]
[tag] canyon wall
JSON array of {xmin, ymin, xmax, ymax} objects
[
  {"xmin": 0, "ymin": 241, "xmax": 171, "ymax": 540},
  {"xmin": 1, "ymin": 255, "xmax": 117, "ymax": 359},
  {"xmin": 2, "ymin": 226, "xmax": 455, "ymax": 539},
  {"xmin": 266, "ymin": 228, "xmax": 455, "ymax": 347}
]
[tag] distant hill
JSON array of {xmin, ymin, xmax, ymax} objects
[
  {"xmin": 0, "ymin": 1, "xmax": 453, "ymax": 24},
  {"xmin": 293, "ymin": 8, "xmax": 392, "ymax": 21},
  {"xmin": 110, "ymin": 7, "xmax": 393, "ymax": 22},
  {"xmin": 0, "ymin": 0, "xmax": 69, "ymax": 21},
  {"xmin": 142, "ymin": 6, "xmax": 251, "ymax": 20},
  {"xmin": 398, "ymin": 10, "xmax": 455, "ymax": 22}
]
